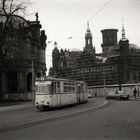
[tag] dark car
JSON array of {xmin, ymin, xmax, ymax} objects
[
  {"xmin": 115, "ymin": 91, "xmax": 130, "ymax": 100},
  {"xmin": 106, "ymin": 90, "xmax": 130, "ymax": 100}
]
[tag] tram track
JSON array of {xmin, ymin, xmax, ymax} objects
[{"xmin": 0, "ymin": 98, "xmax": 109, "ymax": 133}]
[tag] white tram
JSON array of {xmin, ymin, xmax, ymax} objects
[{"xmin": 35, "ymin": 77, "xmax": 88, "ymax": 110}]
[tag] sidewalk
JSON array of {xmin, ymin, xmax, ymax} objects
[
  {"xmin": 0, "ymin": 102, "xmax": 33, "ymax": 112},
  {"xmin": 129, "ymin": 96, "xmax": 140, "ymax": 101}
]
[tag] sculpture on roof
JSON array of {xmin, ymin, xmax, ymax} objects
[{"xmin": 35, "ymin": 12, "xmax": 39, "ymax": 21}]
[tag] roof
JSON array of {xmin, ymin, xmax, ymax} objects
[
  {"xmin": 129, "ymin": 44, "xmax": 140, "ymax": 50},
  {"xmin": 36, "ymin": 77, "xmax": 85, "ymax": 84},
  {"xmin": 71, "ymin": 48, "xmax": 82, "ymax": 52},
  {"xmin": 101, "ymin": 28, "xmax": 118, "ymax": 32}
]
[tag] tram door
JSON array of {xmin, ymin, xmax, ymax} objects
[
  {"xmin": 77, "ymin": 84, "xmax": 81, "ymax": 103},
  {"xmin": 52, "ymin": 82, "xmax": 61, "ymax": 106},
  {"xmin": 77, "ymin": 84, "xmax": 84, "ymax": 103}
]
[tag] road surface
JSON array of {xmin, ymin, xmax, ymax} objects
[{"xmin": 0, "ymin": 98, "xmax": 140, "ymax": 140}]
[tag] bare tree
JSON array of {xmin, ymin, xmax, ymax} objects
[
  {"xmin": 0, "ymin": 0, "xmax": 31, "ymax": 59},
  {"xmin": 0, "ymin": 0, "xmax": 30, "ymax": 25}
]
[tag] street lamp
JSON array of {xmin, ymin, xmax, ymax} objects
[
  {"xmin": 102, "ymin": 72, "xmax": 106, "ymax": 95},
  {"xmin": 118, "ymin": 47, "xmax": 122, "ymax": 91},
  {"xmin": 31, "ymin": 55, "xmax": 35, "ymax": 103}
]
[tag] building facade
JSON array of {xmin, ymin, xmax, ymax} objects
[
  {"xmin": 0, "ymin": 14, "xmax": 47, "ymax": 101},
  {"xmin": 49, "ymin": 23, "xmax": 140, "ymax": 88}
]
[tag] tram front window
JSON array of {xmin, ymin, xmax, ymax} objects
[
  {"xmin": 35, "ymin": 85, "xmax": 38, "ymax": 92},
  {"xmin": 37, "ymin": 84, "xmax": 51, "ymax": 94}
]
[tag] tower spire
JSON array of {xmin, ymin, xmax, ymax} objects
[
  {"xmin": 84, "ymin": 21, "xmax": 94, "ymax": 54},
  {"xmin": 122, "ymin": 18, "xmax": 126, "ymax": 40},
  {"xmin": 87, "ymin": 21, "xmax": 90, "ymax": 32},
  {"xmin": 54, "ymin": 41, "xmax": 57, "ymax": 48}
]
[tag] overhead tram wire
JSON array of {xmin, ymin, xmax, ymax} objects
[
  {"xmin": 47, "ymin": 0, "xmax": 112, "ymax": 51},
  {"xmin": 46, "ymin": 0, "xmax": 113, "ymax": 67},
  {"xmin": 47, "ymin": 36, "xmax": 73, "ymax": 49},
  {"xmin": 47, "ymin": 0, "xmax": 112, "ymax": 44},
  {"xmin": 70, "ymin": 0, "xmax": 112, "ymax": 39},
  {"xmin": 88, "ymin": 0, "xmax": 112, "ymax": 22}
]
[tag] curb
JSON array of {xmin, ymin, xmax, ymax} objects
[{"xmin": 0, "ymin": 103, "xmax": 32, "ymax": 112}]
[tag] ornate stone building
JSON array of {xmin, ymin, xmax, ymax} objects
[
  {"xmin": 49, "ymin": 22, "xmax": 140, "ymax": 87},
  {"xmin": 0, "ymin": 14, "xmax": 47, "ymax": 101}
]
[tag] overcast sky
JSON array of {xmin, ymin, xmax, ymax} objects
[{"xmin": 27, "ymin": 0, "xmax": 140, "ymax": 74}]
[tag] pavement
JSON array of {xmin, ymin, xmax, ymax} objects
[
  {"xmin": 0, "ymin": 102, "xmax": 33, "ymax": 112},
  {"xmin": 0, "ymin": 98, "xmax": 108, "ymax": 132}
]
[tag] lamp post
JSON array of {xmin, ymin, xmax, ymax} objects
[
  {"xmin": 31, "ymin": 55, "xmax": 35, "ymax": 103},
  {"xmin": 102, "ymin": 72, "xmax": 106, "ymax": 95},
  {"xmin": 118, "ymin": 47, "xmax": 122, "ymax": 91}
]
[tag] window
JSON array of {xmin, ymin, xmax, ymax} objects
[
  {"xmin": 52, "ymin": 82, "xmax": 60, "ymax": 94},
  {"xmin": 63, "ymin": 82, "xmax": 76, "ymax": 93},
  {"xmin": 77, "ymin": 84, "xmax": 85, "ymax": 93},
  {"xmin": 35, "ymin": 85, "xmax": 38, "ymax": 92},
  {"xmin": 39, "ymin": 86, "xmax": 46, "ymax": 93},
  {"xmin": 37, "ymin": 85, "xmax": 51, "ymax": 94}
]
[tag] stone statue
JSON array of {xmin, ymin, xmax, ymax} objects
[
  {"xmin": 40, "ymin": 30, "xmax": 47, "ymax": 46},
  {"xmin": 35, "ymin": 12, "xmax": 39, "ymax": 21}
]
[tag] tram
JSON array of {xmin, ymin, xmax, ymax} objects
[{"xmin": 35, "ymin": 77, "xmax": 88, "ymax": 110}]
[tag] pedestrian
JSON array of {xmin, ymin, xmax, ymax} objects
[
  {"xmin": 137, "ymin": 88, "xmax": 140, "ymax": 99},
  {"xmin": 95, "ymin": 92, "xmax": 97, "ymax": 97},
  {"xmin": 115, "ymin": 90, "xmax": 118, "ymax": 94},
  {"xmin": 133, "ymin": 88, "xmax": 137, "ymax": 99}
]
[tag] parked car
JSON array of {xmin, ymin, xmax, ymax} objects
[
  {"xmin": 106, "ymin": 92, "xmax": 116, "ymax": 99},
  {"xmin": 115, "ymin": 90, "xmax": 130, "ymax": 100},
  {"xmin": 88, "ymin": 92, "xmax": 93, "ymax": 98},
  {"xmin": 106, "ymin": 90, "xmax": 130, "ymax": 100}
]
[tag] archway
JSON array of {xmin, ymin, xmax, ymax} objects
[
  {"xmin": 27, "ymin": 73, "xmax": 32, "ymax": 92},
  {"xmin": 7, "ymin": 71, "xmax": 18, "ymax": 93}
]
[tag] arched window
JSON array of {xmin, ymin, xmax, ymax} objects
[{"xmin": 27, "ymin": 73, "xmax": 32, "ymax": 92}]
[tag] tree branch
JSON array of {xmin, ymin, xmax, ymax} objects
[{"xmin": 9, "ymin": 0, "xmax": 14, "ymax": 13}]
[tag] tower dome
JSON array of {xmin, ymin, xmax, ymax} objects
[{"xmin": 52, "ymin": 42, "xmax": 59, "ymax": 54}]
